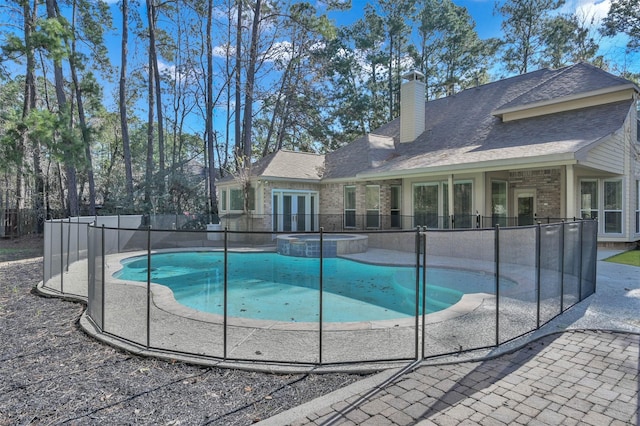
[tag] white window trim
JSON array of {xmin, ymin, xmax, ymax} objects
[
  {"xmin": 603, "ymin": 179, "xmax": 624, "ymax": 235},
  {"xmin": 579, "ymin": 178, "xmax": 625, "ymax": 235},
  {"xmin": 365, "ymin": 185, "xmax": 380, "ymax": 229}
]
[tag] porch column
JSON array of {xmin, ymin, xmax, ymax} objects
[
  {"xmin": 448, "ymin": 174, "xmax": 454, "ymax": 225},
  {"xmin": 566, "ymin": 165, "xmax": 575, "ymax": 219}
]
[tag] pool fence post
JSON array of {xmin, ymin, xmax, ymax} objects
[
  {"xmin": 414, "ymin": 227, "xmax": 420, "ymax": 360},
  {"xmin": 535, "ymin": 222, "xmax": 541, "ymax": 330},
  {"xmin": 223, "ymin": 227, "xmax": 228, "ymax": 360},
  {"xmin": 117, "ymin": 213, "xmax": 121, "ymax": 252},
  {"xmin": 560, "ymin": 221, "xmax": 565, "ymax": 312},
  {"xmin": 101, "ymin": 224, "xmax": 106, "ymax": 330},
  {"xmin": 421, "ymin": 227, "xmax": 427, "ymax": 360},
  {"xmin": 66, "ymin": 217, "xmax": 72, "ymax": 272},
  {"xmin": 60, "ymin": 220, "xmax": 64, "ymax": 294},
  {"xmin": 578, "ymin": 220, "xmax": 584, "ymax": 302},
  {"xmin": 319, "ymin": 227, "xmax": 324, "ymax": 365},
  {"xmin": 76, "ymin": 216, "xmax": 80, "ymax": 262},
  {"xmin": 146, "ymin": 224, "xmax": 151, "ymax": 349},
  {"xmin": 494, "ymin": 225, "xmax": 500, "ymax": 347}
]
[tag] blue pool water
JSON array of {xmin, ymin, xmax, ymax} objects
[{"xmin": 114, "ymin": 252, "xmax": 495, "ymax": 322}]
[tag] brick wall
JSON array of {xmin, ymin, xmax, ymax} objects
[{"xmin": 509, "ymin": 168, "xmax": 562, "ymax": 218}]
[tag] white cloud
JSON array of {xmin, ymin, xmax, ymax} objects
[{"xmin": 561, "ymin": 0, "xmax": 611, "ymax": 25}]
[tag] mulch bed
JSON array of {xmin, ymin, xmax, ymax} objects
[{"xmin": 0, "ymin": 237, "xmax": 366, "ymax": 425}]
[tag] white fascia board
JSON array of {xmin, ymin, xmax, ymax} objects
[
  {"xmin": 354, "ymin": 154, "xmax": 578, "ymax": 180},
  {"xmin": 258, "ymin": 176, "xmax": 322, "ymax": 184}
]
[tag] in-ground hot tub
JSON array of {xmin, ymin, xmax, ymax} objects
[{"xmin": 277, "ymin": 234, "xmax": 368, "ymax": 258}]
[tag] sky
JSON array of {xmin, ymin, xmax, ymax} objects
[{"xmin": 321, "ymin": 0, "xmax": 635, "ymax": 72}]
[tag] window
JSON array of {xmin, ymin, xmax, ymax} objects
[
  {"xmin": 344, "ymin": 186, "xmax": 356, "ymax": 228},
  {"xmin": 272, "ymin": 194, "xmax": 278, "ymax": 232},
  {"xmin": 491, "ymin": 181, "xmax": 508, "ymax": 227},
  {"xmin": 580, "ymin": 181, "xmax": 598, "ymax": 220},
  {"xmin": 603, "ymin": 180, "xmax": 622, "ymax": 234},
  {"xmin": 229, "ymin": 187, "xmax": 255, "ymax": 211},
  {"xmin": 413, "ymin": 183, "xmax": 439, "ymax": 228},
  {"xmin": 453, "ymin": 181, "xmax": 473, "ymax": 228},
  {"xmin": 366, "ymin": 185, "xmax": 380, "ymax": 228},
  {"xmin": 221, "ymin": 190, "xmax": 227, "ymax": 211},
  {"xmin": 580, "ymin": 179, "xmax": 624, "ymax": 235},
  {"xmin": 390, "ymin": 186, "xmax": 401, "ymax": 228}
]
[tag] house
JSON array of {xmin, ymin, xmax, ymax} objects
[{"xmin": 218, "ymin": 63, "xmax": 640, "ymax": 246}]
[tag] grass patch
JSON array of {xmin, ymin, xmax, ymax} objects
[{"xmin": 604, "ymin": 249, "xmax": 640, "ymax": 267}]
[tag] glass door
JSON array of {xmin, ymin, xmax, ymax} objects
[
  {"xmin": 515, "ymin": 190, "xmax": 535, "ymax": 226},
  {"xmin": 273, "ymin": 191, "xmax": 317, "ymax": 232}
]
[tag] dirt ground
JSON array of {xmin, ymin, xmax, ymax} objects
[
  {"xmin": 0, "ymin": 235, "xmax": 44, "ymax": 262},
  {"xmin": 0, "ymin": 236, "xmax": 365, "ymax": 425}
]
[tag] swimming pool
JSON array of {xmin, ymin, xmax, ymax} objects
[{"xmin": 114, "ymin": 252, "xmax": 497, "ymax": 323}]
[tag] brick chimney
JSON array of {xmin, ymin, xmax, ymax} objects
[{"xmin": 400, "ymin": 71, "xmax": 426, "ymax": 143}]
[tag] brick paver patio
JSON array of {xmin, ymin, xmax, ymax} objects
[{"xmin": 264, "ymin": 330, "xmax": 639, "ymax": 425}]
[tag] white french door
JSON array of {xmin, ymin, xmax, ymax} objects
[{"xmin": 273, "ymin": 190, "xmax": 318, "ymax": 232}]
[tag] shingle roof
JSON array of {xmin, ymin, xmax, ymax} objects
[
  {"xmin": 497, "ymin": 63, "xmax": 634, "ymax": 111},
  {"xmin": 326, "ymin": 63, "xmax": 637, "ymax": 179},
  {"xmin": 251, "ymin": 150, "xmax": 324, "ymax": 181},
  {"xmin": 324, "ymin": 133, "xmax": 396, "ymax": 179}
]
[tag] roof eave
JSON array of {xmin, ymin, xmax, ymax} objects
[
  {"xmin": 258, "ymin": 176, "xmax": 322, "ymax": 184},
  {"xmin": 493, "ymin": 84, "xmax": 638, "ymax": 118},
  {"xmin": 354, "ymin": 154, "xmax": 578, "ymax": 180}
]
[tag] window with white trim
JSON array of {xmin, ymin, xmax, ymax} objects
[
  {"xmin": 344, "ymin": 186, "xmax": 356, "ymax": 228},
  {"xmin": 580, "ymin": 179, "xmax": 625, "ymax": 235},
  {"xmin": 491, "ymin": 180, "xmax": 508, "ymax": 227},
  {"xmin": 580, "ymin": 180, "xmax": 598, "ymax": 220},
  {"xmin": 413, "ymin": 183, "xmax": 439, "ymax": 228},
  {"xmin": 365, "ymin": 185, "xmax": 380, "ymax": 228},
  {"xmin": 390, "ymin": 185, "xmax": 401, "ymax": 228},
  {"xmin": 603, "ymin": 180, "xmax": 622, "ymax": 234},
  {"xmin": 229, "ymin": 187, "xmax": 255, "ymax": 211}
]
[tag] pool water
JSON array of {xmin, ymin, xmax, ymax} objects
[{"xmin": 114, "ymin": 252, "xmax": 488, "ymax": 322}]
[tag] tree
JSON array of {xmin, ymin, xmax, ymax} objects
[
  {"xmin": 119, "ymin": 0, "xmax": 135, "ymax": 210},
  {"xmin": 44, "ymin": 0, "xmax": 81, "ymax": 216},
  {"xmin": 435, "ymin": 1, "xmax": 499, "ymax": 95},
  {"xmin": 379, "ymin": 0, "xmax": 416, "ymax": 120},
  {"xmin": 540, "ymin": 14, "xmax": 599, "ymax": 69},
  {"xmin": 602, "ymin": 0, "xmax": 640, "ymax": 53},
  {"xmin": 496, "ymin": 0, "xmax": 565, "ymax": 74},
  {"xmin": 205, "ymin": 0, "xmax": 218, "ymax": 221}
]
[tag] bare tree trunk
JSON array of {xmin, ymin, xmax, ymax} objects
[
  {"xmin": 70, "ymin": 0, "xmax": 96, "ymax": 216},
  {"xmin": 120, "ymin": 0, "xmax": 135, "ymax": 210},
  {"xmin": 45, "ymin": 0, "xmax": 79, "ymax": 217},
  {"xmin": 234, "ymin": 0, "xmax": 242, "ymax": 160},
  {"xmin": 145, "ymin": 0, "xmax": 155, "ymax": 213},
  {"xmin": 25, "ymin": 0, "xmax": 45, "ymax": 229},
  {"xmin": 206, "ymin": 0, "xmax": 218, "ymax": 221},
  {"xmin": 241, "ymin": 0, "xmax": 262, "ymax": 160},
  {"xmin": 150, "ymin": 1, "xmax": 165, "ymax": 203},
  {"xmin": 144, "ymin": 0, "xmax": 165, "ymax": 209}
]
